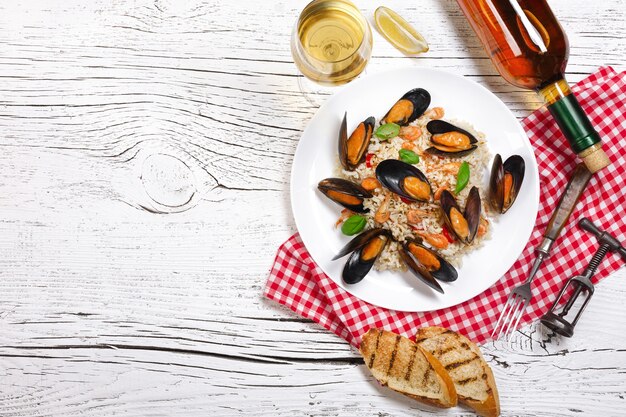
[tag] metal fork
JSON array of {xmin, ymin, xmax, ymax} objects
[
  {"xmin": 491, "ymin": 249, "xmax": 548, "ymax": 340},
  {"xmin": 491, "ymin": 163, "xmax": 593, "ymax": 340}
]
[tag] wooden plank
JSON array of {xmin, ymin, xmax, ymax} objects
[
  {"xmin": 1, "ymin": 312, "xmax": 625, "ymax": 416},
  {"xmin": 0, "ymin": 0, "xmax": 624, "ymax": 415}
]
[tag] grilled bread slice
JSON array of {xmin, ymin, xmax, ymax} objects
[
  {"xmin": 415, "ymin": 327, "xmax": 500, "ymax": 417},
  {"xmin": 360, "ymin": 328, "xmax": 457, "ymax": 408}
]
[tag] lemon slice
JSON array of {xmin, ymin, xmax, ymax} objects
[{"xmin": 374, "ymin": 6, "xmax": 429, "ymax": 55}]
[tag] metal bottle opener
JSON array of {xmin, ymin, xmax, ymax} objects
[{"xmin": 540, "ymin": 218, "xmax": 626, "ymax": 337}]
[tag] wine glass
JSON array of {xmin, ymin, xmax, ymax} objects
[{"xmin": 291, "ymin": 0, "xmax": 372, "ymax": 104}]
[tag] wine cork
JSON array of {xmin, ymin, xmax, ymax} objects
[{"xmin": 578, "ymin": 144, "xmax": 611, "ymax": 173}]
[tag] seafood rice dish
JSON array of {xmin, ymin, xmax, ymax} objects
[{"xmin": 318, "ymin": 88, "xmax": 525, "ymax": 293}]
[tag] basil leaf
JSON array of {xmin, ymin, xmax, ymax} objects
[
  {"xmin": 341, "ymin": 215, "xmax": 367, "ymax": 236},
  {"xmin": 374, "ymin": 123, "xmax": 400, "ymax": 140},
  {"xmin": 455, "ymin": 161, "xmax": 470, "ymax": 194},
  {"xmin": 399, "ymin": 149, "xmax": 420, "ymax": 164}
]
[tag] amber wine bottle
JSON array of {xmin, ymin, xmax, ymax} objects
[{"xmin": 456, "ymin": 0, "xmax": 610, "ymax": 172}]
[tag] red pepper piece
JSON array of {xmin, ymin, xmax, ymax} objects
[
  {"xmin": 442, "ymin": 226, "xmax": 455, "ymax": 243},
  {"xmin": 365, "ymin": 153, "xmax": 374, "ymax": 168}
]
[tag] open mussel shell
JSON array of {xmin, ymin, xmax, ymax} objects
[
  {"xmin": 489, "ymin": 154, "xmax": 525, "ymax": 213},
  {"xmin": 400, "ymin": 239, "xmax": 458, "ymax": 293},
  {"xmin": 398, "ymin": 248, "xmax": 443, "ymax": 293},
  {"xmin": 381, "ymin": 88, "xmax": 431, "ymax": 126},
  {"xmin": 440, "ymin": 187, "xmax": 481, "ymax": 244},
  {"xmin": 488, "ymin": 154, "xmax": 504, "ymax": 213},
  {"xmin": 332, "ymin": 228, "xmax": 391, "ymax": 285},
  {"xmin": 339, "ymin": 114, "xmax": 375, "ymax": 171},
  {"xmin": 375, "ymin": 159, "xmax": 432, "ymax": 203},
  {"xmin": 318, "ymin": 178, "xmax": 372, "ymax": 213},
  {"xmin": 425, "ymin": 120, "xmax": 478, "ymax": 157}
]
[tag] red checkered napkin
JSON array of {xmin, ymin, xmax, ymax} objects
[{"xmin": 265, "ymin": 67, "xmax": 626, "ymax": 347}]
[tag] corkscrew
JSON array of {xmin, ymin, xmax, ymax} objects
[{"xmin": 540, "ymin": 218, "xmax": 626, "ymax": 338}]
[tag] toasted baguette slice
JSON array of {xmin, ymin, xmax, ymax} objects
[
  {"xmin": 415, "ymin": 327, "xmax": 500, "ymax": 417},
  {"xmin": 360, "ymin": 328, "xmax": 457, "ymax": 408}
]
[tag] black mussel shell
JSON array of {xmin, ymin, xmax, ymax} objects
[
  {"xmin": 334, "ymin": 229, "xmax": 391, "ymax": 285},
  {"xmin": 375, "ymin": 159, "xmax": 432, "ymax": 202},
  {"xmin": 464, "ymin": 187, "xmax": 481, "ymax": 242},
  {"xmin": 426, "ymin": 120, "xmax": 478, "ymax": 139},
  {"xmin": 502, "ymin": 155, "xmax": 525, "ymax": 212},
  {"xmin": 400, "ymin": 239, "xmax": 458, "ymax": 293},
  {"xmin": 489, "ymin": 154, "xmax": 525, "ymax": 213},
  {"xmin": 337, "ymin": 112, "xmax": 349, "ymax": 169},
  {"xmin": 439, "ymin": 187, "xmax": 481, "ymax": 244},
  {"xmin": 339, "ymin": 115, "xmax": 375, "ymax": 171},
  {"xmin": 406, "ymin": 239, "xmax": 457, "ymax": 282},
  {"xmin": 488, "ymin": 154, "xmax": 504, "ymax": 213},
  {"xmin": 399, "ymin": 247, "xmax": 443, "ymax": 293},
  {"xmin": 333, "ymin": 228, "xmax": 388, "ymax": 260},
  {"xmin": 318, "ymin": 178, "xmax": 372, "ymax": 213},
  {"xmin": 381, "ymin": 88, "xmax": 431, "ymax": 126},
  {"xmin": 425, "ymin": 120, "xmax": 478, "ymax": 157}
]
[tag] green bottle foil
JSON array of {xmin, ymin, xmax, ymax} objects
[{"xmin": 547, "ymin": 94, "xmax": 601, "ymax": 154}]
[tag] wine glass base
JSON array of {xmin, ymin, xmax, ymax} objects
[
  {"xmin": 296, "ymin": 76, "xmax": 334, "ymax": 107},
  {"xmin": 296, "ymin": 69, "xmax": 368, "ymax": 108}
]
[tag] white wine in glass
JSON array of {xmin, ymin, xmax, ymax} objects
[{"xmin": 291, "ymin": 0, "xmax": 372, "ymax": 86}]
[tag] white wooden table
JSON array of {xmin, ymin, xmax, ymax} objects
[{"xmin": 1, "ymin": 1, "xmax": 625, "ymax": 415}]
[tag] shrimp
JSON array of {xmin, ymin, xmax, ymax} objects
[
  {"xmin": 361, "ymin": 177, "xmax": 380, "ymax": 192},
  {"xmin": 406, "ymin": 209, "xmax": 428, "ymax": 224},
  {"xmin": 477, "ymin": 217, "xmax": 489, "ymax": 237},
  {"xmin": 425, "ymin": 107, "xmax": 444, "ymax": 120},
  {"xmin": 374, "ymin": 192, "xmax": 391, "ymax": 224},
  {"xmin": 434, "ymin": 185, "xmax": 450, "ymax": 201},
  {"xmin": 415, "ymin": 231, "xmax": 449, "ymax": 249},
  {"xmin": 335, "ymin": 209, "xmax": 354, "ymax": 228},
  {"xmin": 401, "ymin": 141, "xmax": 417, "ymax": 151},
  {"xmin": 399, "ymin": 125, "xmax": 422, "ymax": 141}
]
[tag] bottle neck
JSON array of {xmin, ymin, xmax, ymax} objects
[
  {"xmin": 538, "ymin": 78, "xmax": 610, "ymax": 173},
  {"xmin": 538, "ymin": 78, "xmax": 572, "ymax": 105}
]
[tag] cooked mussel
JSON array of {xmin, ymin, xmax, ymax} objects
[
  {"xmin": 318, "ymin": 178, "xmax": 372, "ymax": 213},
  {"xmin": 399, "ymin": 238, "xmax": 458, "ymax": 293},
  {"xmin": 339, "ymin": 113, "xmax": 375, "ymax": 171},
  {"xmin": 381, "ymin": 88, "xmax": 431, "ymax": 126},
  {"xmin": 375, "ymin": 159, "xmax": 432, "ymax": 203},
  {"xmin": 425, "ymin": 120, "xmax": 478, "ymax": 157},
  {"xmin": 489, "ymin": 154, "xmax": 525, "ymax": 213},
  {"xmin": 439, "ymin": 187, "xmax": 481, "ymax": 244},
  {"xmin": 333, "ymin": 228, "xmax": 391, "ymax": 284}
]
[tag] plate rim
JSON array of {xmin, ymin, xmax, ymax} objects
[{"xmin": 290, "ymin": 66, "xmax": 540, "ymax": 312}]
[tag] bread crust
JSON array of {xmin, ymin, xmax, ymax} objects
[
  {"xmin": 360, "ymin": 328, "xmax": 458, "ymax": 408},
  {"xmin": 417, "ymin": 345, "xmax": 457, "ymax": 408},
  {"xmin": 415, "ymin": 327, "xmax": 500, "ymax": 417}
]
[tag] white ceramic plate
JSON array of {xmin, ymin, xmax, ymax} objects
[{"xmin": 291, "ymin": 67, "xmax": 539, "ymax": 312}]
